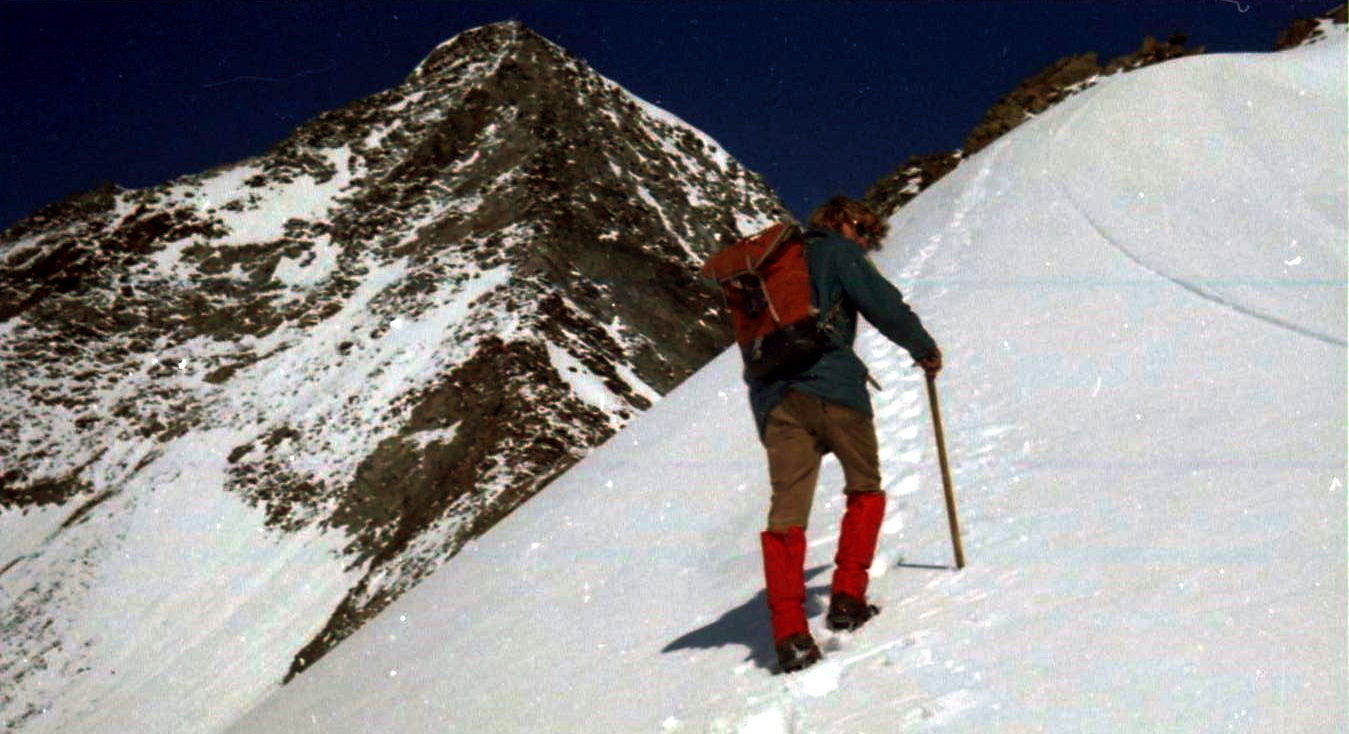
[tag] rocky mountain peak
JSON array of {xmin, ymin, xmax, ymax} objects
[
  {"xmin": 0, "ymin": 22, "xmax": 783, "ymax": 719},
  {"xmin": 410, "ymin": 20, "xmax": 545, "ymax": 81}
]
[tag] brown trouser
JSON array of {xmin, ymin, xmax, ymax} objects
[{"xmin": 763, "ymin": 389, "xmax": 882, "ymax": 532}]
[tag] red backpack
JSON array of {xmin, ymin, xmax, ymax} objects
[{"xmin": 702, "ymin": 222, "xmax": 840, "ymax": 380}]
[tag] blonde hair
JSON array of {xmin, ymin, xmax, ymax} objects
[{"xmin": 807, "ymin": 196, "xmax": 889, "ymax": 244}]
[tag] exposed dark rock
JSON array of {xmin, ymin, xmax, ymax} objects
[
  {"xmin": 1275, "ymin": 4, "xmax": 1347, "ymax": 49},
  {"xmin": 0, "ymin": 470, "xmax": 93, "ymax": 510},
  {"xmin": 864, "ymin": 151, "xmax": 963, "ymax": 221}
]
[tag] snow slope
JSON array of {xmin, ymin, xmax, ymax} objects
[{"xmin": 234, "ymin": 36, "xmax": 1346, "ymax": 733}]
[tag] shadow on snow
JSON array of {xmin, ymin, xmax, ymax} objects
[
  {"xmin": 661, "ymin": 564, "xmax": 832, "ymax": 671},
  {"xmin": 660, "ymin": 558, "xmax": 957, "ymax": 669}
]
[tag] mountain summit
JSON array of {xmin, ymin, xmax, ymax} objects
[{"xmin": 0, "ymin": 21, "xmax": 783, "ymax": 728}]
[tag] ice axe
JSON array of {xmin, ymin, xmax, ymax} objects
[{"xmin": 925, "ymin": 372, "xmax": 966, "ymax": 570}]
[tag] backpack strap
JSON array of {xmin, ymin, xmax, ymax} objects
[
  {"xmin": 818, "ymin": 296, "xmax": 845, "ymax": 334},
  {"xmin": 801, "ymin": 230, "xmax": 845, "ymax": 341}
]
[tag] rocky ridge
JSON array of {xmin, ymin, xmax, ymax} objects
[
  {"xmin": 1276, "ymin": 3, "xmax": 1347, "ymax": 49},
  {"xmin": 0, "ymin": 21, "xmax": 784, "ymax": 722}
]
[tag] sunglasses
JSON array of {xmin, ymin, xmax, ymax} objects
[{"xmin": 851, "ymin": 219, "xmax": 881, "ymax": 246}]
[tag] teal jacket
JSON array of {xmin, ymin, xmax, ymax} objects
[{"xmin": 746, "ymin": 227, "xmax": 938, "ymax": 440}]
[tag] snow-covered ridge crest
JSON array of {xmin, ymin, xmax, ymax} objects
[
  {"xmin": 0, "ymin": 20, "xmax": 786, "ymax": 732},
  {"xmin": 233, "ymin": 33, "xmax": 1345, "ymax": 734},
  {"xmin": 867, "ymin": 9, "xmax": 1348, "ymax": 219}
]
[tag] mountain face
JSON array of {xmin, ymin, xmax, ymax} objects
[{"xmin": 0, "ymin": 20, "xmax": 784, "ymax": 722}]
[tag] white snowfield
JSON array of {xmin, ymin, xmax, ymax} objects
[{"xmin": 228, "ymin": 35, "xmax": 1346, "ymax": 734}]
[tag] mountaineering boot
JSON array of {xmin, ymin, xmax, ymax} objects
[
  {"xmin": 775, "ymin": 632, "xmax": 823, "ymax": 673},
  {"xmin": 826, "ymin": 593, "xmax": 880, "ymax": 632},
  {"xmin": 828, "ymin": 491, "xmax": 885, "ymax": 632},
  {"xmin": 761, "ymin": 526, "xmax": 821, "ymax": 672}
]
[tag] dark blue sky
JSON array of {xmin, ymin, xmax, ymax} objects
[{"xmin": 0, "ymin": 0, "xmax": 1333, "ymax": 229}]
